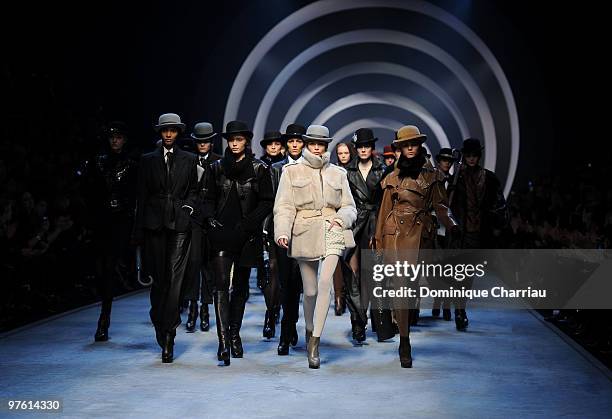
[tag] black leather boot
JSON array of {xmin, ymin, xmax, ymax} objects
[
  {"xmin": 162, "ymin": 331, "xmax": 175, "ymax": 363},
  {"xmin": 399, "ymin": 336, "xmax": 412, "ymax": 368},
  {"xmin": 200, "ymin": 304, "xmax": 210, "ymax": 332},
  {"xmin": 455, "ymin": 309, "xmax": 469, "ymax": 331},
  {"xmin": 263, "ymin": 310, "xmax": 275, "ymax": 339},
  {"xmin": 214, "ymin": 291, "xmax": 230, "ymax": 365},
  {"xmin": 94, "ymin": 313, "xmax": 110, "ymax": 342},
  {"xmin": 185, "ymin": 300, "xmax": 197, "ymax": 333},
  {"xmin": 307, "ymin": 336, "xmax": 320, "ymax": 369},
  {"xmin": 229, "ymin": 286, "xmax": 248, "ymax": 358},
  {"xmin": 351, "ymin": 318, "xmax": 366, "ymax": 343},
  {"xmin": 442, "ymin": 308, "xmax": 452, "ymax": 321},
  {"xmin": 278, "ymin": 323, "xmax": 291, "ymax": 355}
]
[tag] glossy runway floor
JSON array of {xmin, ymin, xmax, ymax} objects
[{"xmin": 1, "ymin": 279, "xmax": 611, "ymax": 418}]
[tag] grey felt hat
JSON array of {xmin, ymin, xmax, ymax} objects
[{"xmin": 155, "ymin": 113, "xmax": 186, "ymax": 132}]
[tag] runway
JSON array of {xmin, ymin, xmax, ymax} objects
[{"xmin": 1, "ymin": 276, "xmax": 611, "ymax": 418}]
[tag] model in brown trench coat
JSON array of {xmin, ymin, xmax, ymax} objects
[{"xmin": 373, "ymin": 152, "xmax": 458, "ymax": 367}]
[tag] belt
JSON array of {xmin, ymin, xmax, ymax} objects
[{"xmin": 296, "ymin": 207, "xmax": 337, "ymax": 219}]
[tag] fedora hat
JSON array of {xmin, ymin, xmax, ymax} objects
[
  {"xmin": 352, "ymin": 128, "xmax": 378, "ymax": 145},
  {"xmin": 436, "ymin": 147, "xmax": 456, "ymax": 161},
  {"xmin": 461, "ymin": 138, "xmax": 484, "ymax": 154},
  {"xmin": 260, "ymin": 131, "xmax": 283, "ymax": 148},
  {"xmin": 155, "ymin": 113, "xmax": 186, "ymax": 132},
  {"xmin": 190, "ymin": 122, "xmax": 217, "ymax": 142},
  {"xmin": 222, "ymin": 120, "xmax": 253, "ymax": 140},
  {"xmin": 281, "ymin": 123, "xmax": 306, "ymax": 141},
  {"xmin": 393, "ymin": 125, "xmax": 426, "ymax": 145},
  {"xmin": 303, "ymin": 124, "xmax": 332, "ymax": 143}
]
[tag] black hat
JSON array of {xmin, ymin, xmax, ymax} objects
[
  {"xmin": 436, "ymin": 147, "xmax": 456, "ymax": 161},
  {"xmin": 191, "ymin": 122, "xmax": 217, "ymax": 142},
  {"xmin": 352, "ymin": 128, "xmax": 378, "ymax": 145},
  {"xmin": 222, "ymin": 120, "xmax": 253, "ymax": 140},
  {"xmin": 281, "ymin": 123, "xmax": 306, "ymax": 142},
  {"xmin": 107, "ymin": 121, "xmax": 128, "ymax": 137},
  {"xmin": 259, "ymin": 131, "xmax": 283, "ymax": 148},
  {"xmin": 461, "ymin": 138, "xmax": 484, "ymax": 155}
]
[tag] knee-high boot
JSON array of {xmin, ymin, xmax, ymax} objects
[{"xmin": 213, "ymin": 290, "xmax": 230, "ymax": 365}]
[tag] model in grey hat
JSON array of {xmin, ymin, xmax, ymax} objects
[
  {"xmin": 133, "ymin": 112, "xmax": 199, "ymax": 363},
  {"xmin": 302, "ymin": 124, "xmax": 333, "ymax": 143}
]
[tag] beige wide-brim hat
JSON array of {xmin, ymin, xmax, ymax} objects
[
  {"xmin": 302, "ymin": 124, "xmax": 333, "ymax": 143},
  {"xmin": 393, "ymin": 125, "xmax": 426, "ymax": 145}
]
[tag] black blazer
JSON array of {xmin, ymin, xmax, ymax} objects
[{"xmin": 134, "ymin": 146, "xmax": 199, "ymax": 235}]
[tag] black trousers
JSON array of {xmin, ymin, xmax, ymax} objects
[
  {"xmin": 182, "ymin": 227, "xmax": 214, "ymax": 304},
  {"xmin": 275, "ymin": 246, "xmax": 302, "ymax": 336},
  {"xmin": 96, "ymin": 213, "xmax": 132, "ymax": 317},
  {"xmin": 145, "ymin": 228, "xmax": 191, "ymax": 334}
]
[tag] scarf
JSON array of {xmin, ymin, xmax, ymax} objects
[{"xmin": 397, "ymin": 148, "xmax": 426, "ymax": 179}]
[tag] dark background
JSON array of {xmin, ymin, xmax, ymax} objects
[{"xmin": 2, "ymin": 0, "xmax": 604, "ymax": 182}]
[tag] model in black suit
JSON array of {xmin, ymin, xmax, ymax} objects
[{"xmin": 133, "ymin": 113, "xmax": 199, "ymax": 363}]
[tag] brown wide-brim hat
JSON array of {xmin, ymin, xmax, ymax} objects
[{"xmin": 393, "ymin": 125, "xmax": 426, "ymax": 145}]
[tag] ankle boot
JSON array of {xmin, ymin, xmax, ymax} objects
[
  {"xmin": 307, "ymin": 336, "xmax": 320, "ymax": 369},
  {"xmin": 455, "ymin": 309, "xmax": 469, "ymax": 331},
  {"xmin": 200, "ymin": 304, "xmax": 210, "ymax": 332},
  {"xmin": 94, "ymin": 313, "xmax": 110, "ymax": 342},
  {"xmin": 305, "ymin": 329, "xmax": 313, "ymax": 346},
  {"xmin": 186, "ymin": 300, "xmax": 198, "ymax": 333},
  {"xmin": 399, "ymin": 336, "xmax": 412, "ymax": 368},
  {"xmin": 214, "ymin": 291, "xmax": 231, "ymax": 365},
  {"xmin": 162, "ymin": 331, "xmax": 175, "ymax": 363},
  {"xmin": 263, "ymin": 310, "xmax": 275, "ymax": 339}
]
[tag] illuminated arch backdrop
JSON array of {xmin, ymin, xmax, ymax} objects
[{"xmin": 223, "ymin": 0, "xmax": 519, "ymax": 196}]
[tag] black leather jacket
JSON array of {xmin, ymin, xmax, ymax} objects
[
  {"xmin": 345, "ymin": 155, "xmax": 386, "ymax": 240},
  {"xmin": 205, "ymin": 154, "xmax": 274, "ymax": 231}
]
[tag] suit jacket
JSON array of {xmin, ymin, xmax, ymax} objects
[{"xmin": 134, "ymin": 146, "xmax": 199, "ymax": 236}]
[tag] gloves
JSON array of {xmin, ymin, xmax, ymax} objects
[{"xmin": 207, "ymin": 218, "xmax": 223, "ymax": 228}]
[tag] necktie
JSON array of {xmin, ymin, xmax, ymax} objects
[{"xmin": 199, "ymin": 156, "xmax": 205, "ymax": 167}]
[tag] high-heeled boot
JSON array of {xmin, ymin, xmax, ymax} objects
[
  {"xmin": 213, "ymin": 291, "xmax": 231, "ymax": 365},
  {"xmin": 455, "ymin": 309, "xmax": 469, "ymax": 331},
  {"xmin": 229, "ymin": 290, "xmax": 248, "ymax": 358},
  {"xmin": 263, "ymin": 309, "xmax": 276, "ymax": 339},
  {"xmin": 185, "ymin": 300, "xmax": 198, "ymax": 333},
  {"xmin": 200, "ymin": 303, "xmax": 210, "ymax": 332},
  {"xmin": 307, "ymin": 336, "xmax": 320, "ymax": 369},
  {"xmin": 162, "ymin": 330, "xmax": 175, "ymax": 363},
  {"xmin": 399, "ymin": 336, "xmax": 412, "ymax": 368},
  {"xmin": 94, "ymin": 313, "xmax": 110, "ymax": 342}
]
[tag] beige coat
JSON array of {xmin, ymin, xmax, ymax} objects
[{"xmin": 273, "ymin": 148, "xmax": 357, "ymax": 261}]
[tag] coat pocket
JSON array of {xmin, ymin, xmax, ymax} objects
[
  {"xmin": 291, "ymin": 177, "xmax": 313, "ymax": 206},
  {"xmin": 325, "ymin": 177, "xmax": 342, "ymax": 206}
]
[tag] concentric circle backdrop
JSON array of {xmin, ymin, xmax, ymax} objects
[{"xmin": 223, "ymin": 0, "xmax": 519, "ymax": 196}]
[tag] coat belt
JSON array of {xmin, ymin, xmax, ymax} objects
[{"xmin": 296, "ymin": 207, "xmax": 337, "ymax": 219}]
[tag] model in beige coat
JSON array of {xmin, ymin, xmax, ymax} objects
[{"xmin": 274, "ymin": 125, "xmax": 357, "ymax": 368}]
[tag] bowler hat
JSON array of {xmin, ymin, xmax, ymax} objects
[
  {"xmin": 393, "ymin": 125, "xmax": 426, "ymax": 145},
  {"xmin": 107, "ymin": 121, "xmax": 128, "ymax": 137},
  {"xmin": 155, "ymin": 113, "xmax": 186, "ymax": 132},
  {"xmin": 302, "ymin": 124, "xmax": 332, "ymax": 143},
  {"xmin": 260, "ymin": 131, "xmax": 283, "ymax": 148},
  {"xmin": 383, "ymin": 145, "xmax": 395, "ymax": 157},
  {"xmin": 222, "ymin": 120, "xmax": 253, "ymax": 140},
  {"xmin": 436, "ymin": 147, "xmax": 456, "ymax": 161},
  {"xmin": 352, "ymin": 128, "xmax": 378, "ymax": 145},
  {"xmin": 281, "ymin": 123, "xmax": 306, "ymax": 142},
  {"xmin": 191, "ymin": 122, "xmax": 217, "ymax": 142},
  {"xmin": 461, "ymin": 138, "xmax": 484, "ymax": 154}
]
